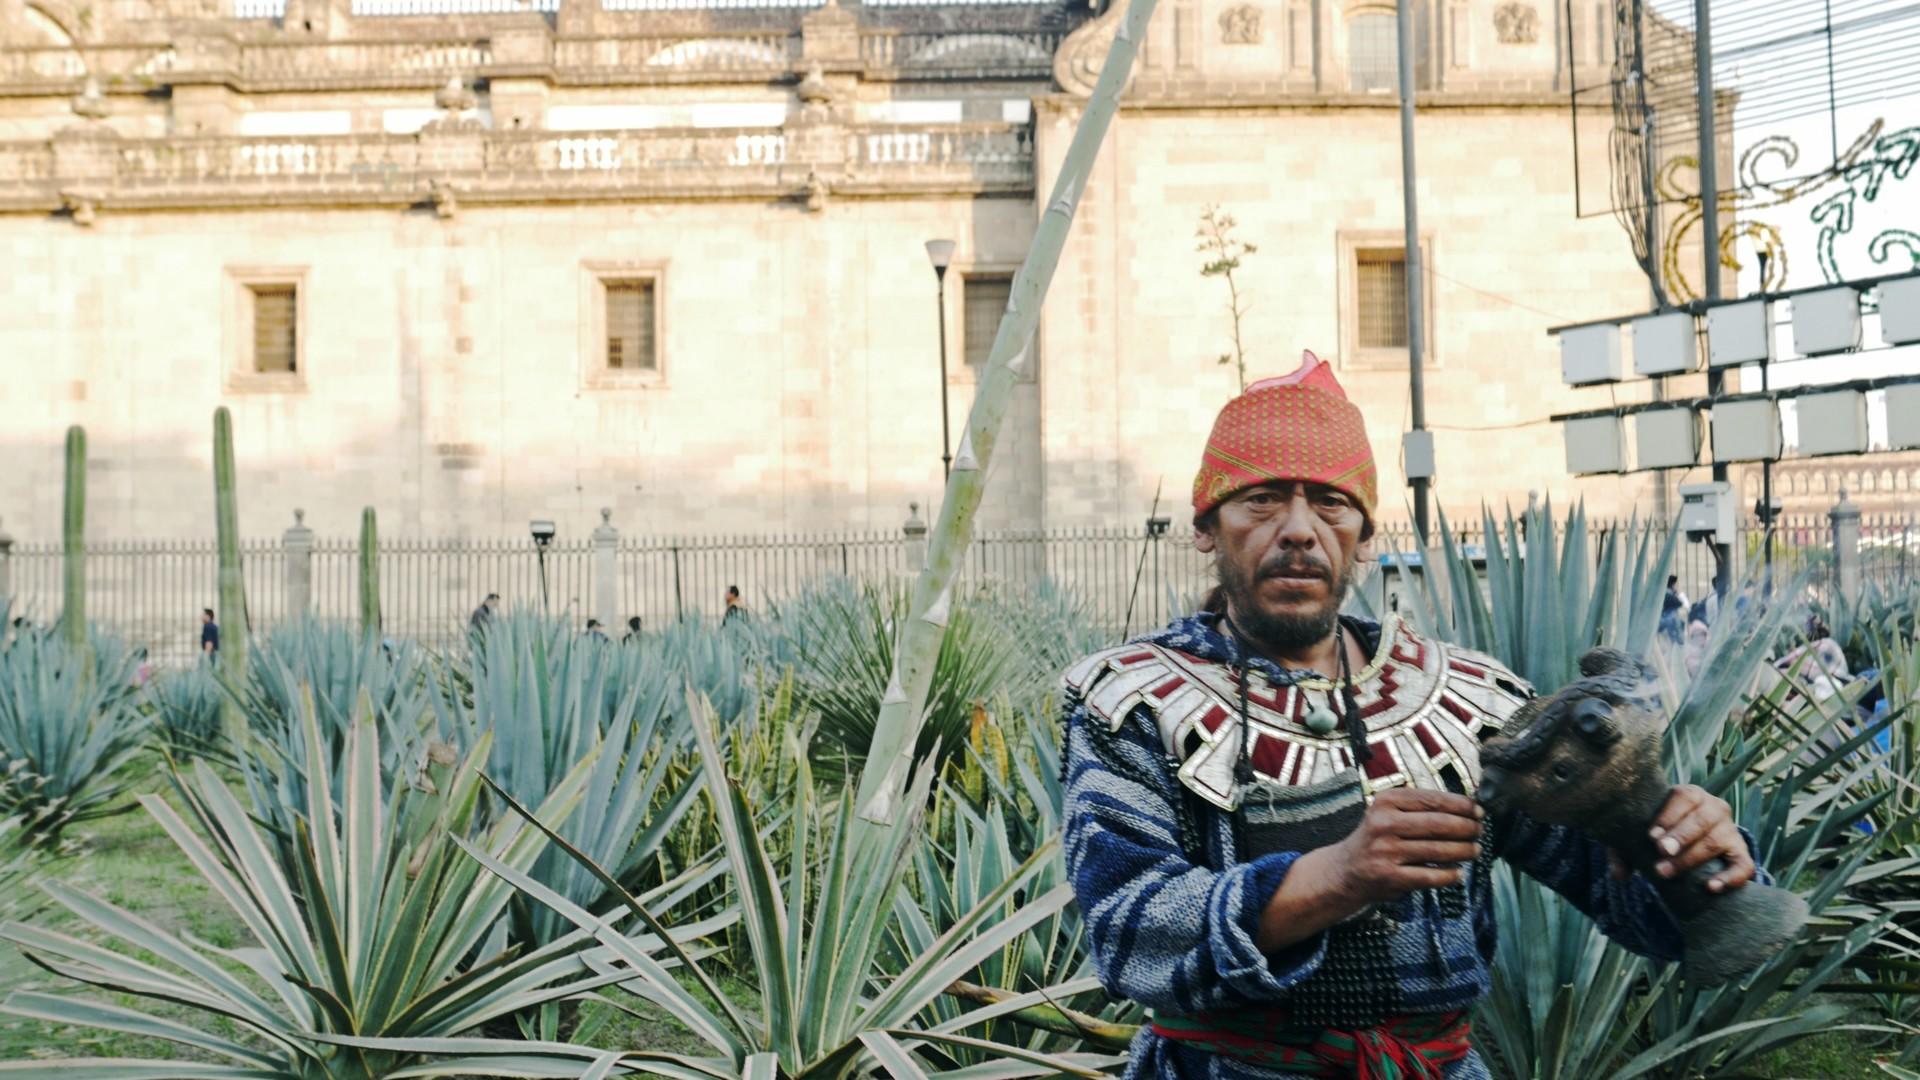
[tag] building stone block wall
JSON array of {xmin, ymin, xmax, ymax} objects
[{"xmin": 0, "ymin": 0, "xmax": 1673, "ymax": 544}]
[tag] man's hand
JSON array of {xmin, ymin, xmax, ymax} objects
[
  {"xmin": 1608, "ymin": 784, "xmax": 1754, "ymax": 894},
  {"xmin": 1648, "ymin": 784, "xmax": 1754, "ymax": 894},
  {"xmin": 1321, "ymin": 788, "xmax": 1484, "ymax": 906},
  {"xmin": 1256, "ymin": 788, "xmax": 1482, "ymax": 952}
]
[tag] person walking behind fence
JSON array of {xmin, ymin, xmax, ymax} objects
[
  {"xmin": 624, "ymin": 616, "xmax": 642, "ymax": 643},
  {"xmin": 585, "ymin": 619, "xmax": 610, "ymax": 642},
  {"xmin": 469, "ymin": 592, "xmax": 499, "ymax": 637},
  {"xmin": 200, "ymin": 608, "xmax": 220, "ymax": 659},
  {"xmin": 722, "ymin": 585, "xmax": 749, "ymax": 626},
  {"xmin": 1660, "ymin": 575, "xmax": 1687, "ymax": 645}
]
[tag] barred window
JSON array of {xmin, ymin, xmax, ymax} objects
[
  {"xmin": 605, "ymin": 279, "xmax": 657, "ymax": 371},
  {"xmin": 1349, "ymin": 13, "xmax": 1400, "ymax": 92},
  {"xmin": 962, "ymin": 274, "xmax": 1012, "ymax": 368},
  {"xmin": 1355, "ymin": 248, "xmax": 1408, "ymax": 349},
  {"xmin": 249, "ymin": 284, "xmax": 298, "ymax": 374}
]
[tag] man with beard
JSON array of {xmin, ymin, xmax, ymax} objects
[{"xmin": 1060, "ymin": 353, "xmax": 1756, "ymax": 1079}]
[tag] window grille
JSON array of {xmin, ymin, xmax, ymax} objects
[
  {"xmin": 250, "ymin": 284, "xmax": 298, "ymax": 373},
  {"xmin": 1355, "ymin": 248, "xmax": 1408, "ymax": 349},
  {"xmin": 605, "ymin": 279, "xmax": 657, "ymax": 371},
  {"xmin": 963, "ymin": 275, "xmax": 1012, "ymax": 368},
  {"xmin": 1349, "ymin": 13, "xmax": 1400, "ymax": 92}
]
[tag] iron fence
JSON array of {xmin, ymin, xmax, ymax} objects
[{"xmin": 3, "ymin": 512, "xmax": 1912, "ymax": 669}]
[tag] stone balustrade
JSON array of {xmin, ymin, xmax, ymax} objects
[
  {"xmin": 0, "ymin": 25, "xmax": 1061, "ymax": 94},
  {"xmin": 0, "ymin": 120, "xmax": 1032, "ymax": 213}
]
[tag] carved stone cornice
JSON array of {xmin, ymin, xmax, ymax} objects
[
  {"xmin": 0, "ymin": 24, "xmax": 1063, "ymax": 96},
  {"xmin": 0, "ymin": 121, "xmax": 1034, "ymax": 214}
]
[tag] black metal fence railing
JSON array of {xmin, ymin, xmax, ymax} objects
[{"xmin": 3, "ymin": 513, "xmax": 1912, "ymax": 668}]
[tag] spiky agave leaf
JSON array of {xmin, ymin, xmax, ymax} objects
[
  {"xmin": 0, "ymin": 690, "xmax": 616, "ymax": 1078},
  {"xmin": 432, "ymin": 611, "xmax": 703, "ymax": 952},
  {"xmin": 0, "ymin": 624, "xmax": 147, "ymax": 842},
  {"xmin": 456, "ymin": 693, "xmax": 1099, "ymax": 1080}
]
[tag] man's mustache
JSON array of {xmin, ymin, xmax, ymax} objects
[{"xmin": 1256, "ymin": 555, "xmax": 1332, "ymax": 582}]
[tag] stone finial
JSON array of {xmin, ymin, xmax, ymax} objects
[
  {"xmin": 434, "ymin": 75, "xmax": 477, "ymax": 113},
  {"xmin": 797, "ymin": 61, "xmax": 833, "ymax": 107},
  {"xmin": 600, "ymin": 507, "xmax": 612, "ymax": 524},
  {"xmin": 903, "ymin": 501, "xmax": 928, "ymax": 536},
  {"xmin": 294, "ymin": 508, "xmax": 305, "ymax": 525},
  {"xmin": 70, "ymin": 76, "xmax": 109, "ymax": 120}
]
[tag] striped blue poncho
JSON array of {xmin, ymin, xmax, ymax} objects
[{"xmin": 1061, "ymin": 612, "xmax": 1706, "ymax": 1080}]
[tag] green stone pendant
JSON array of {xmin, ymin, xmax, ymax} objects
[{"xmin": 1304, "ymin": 704, "xmax": 1340, "ymax": 735}]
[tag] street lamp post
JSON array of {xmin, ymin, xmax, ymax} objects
[
  {"xmin": 926, "ymin": 238, "xmax": 957, "ymax": 478},
  {"xmin": 529, "ymin": 519, "xmax": 555, "ymax": 617}
]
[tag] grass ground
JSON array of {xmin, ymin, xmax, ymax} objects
[{"xmin": 0, "ymin": 760, "xmax": 1905, "ymax": 1076}]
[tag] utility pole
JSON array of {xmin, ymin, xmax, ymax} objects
[
  {"xmin": 1694, "ymin": 0, "xmax": 1732, "ymax": 600},
  {"xmin": 1398, "ymin": 0, "xmax": 1431, "ymax": 542}
]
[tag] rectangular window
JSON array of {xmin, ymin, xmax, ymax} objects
[
  {"xmin": 1349, "ymin": 13, "xmax": 1400, "ymax": 92},
  {"xmin": 963, "ymin": 274, "xmax": 1012, "ymax": 368},
  {"xmin": 1355, "ymin": 248, "xmax": 1408, "ymax": 349},
  {"xmin": 250, "ymin": 284, "xmax": 298, "ymax": 373},
  {"xmin": 604, "ymin": 279, "xmax": 657, "ymax": 371}
]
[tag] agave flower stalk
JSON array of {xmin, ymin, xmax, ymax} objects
[
  {"xmin": 212, "ymin": 407, "xmax": 248, "ymax": 750},
  {"xmin": 359, "ymin": 507, "xmax": 381, "ymax": 641},
  {"xmin": 60, "ymin": 426, "xmax": 84, "ymax": 652},
  {"xmin": 856, "ymin": 0, "xmax": 1162, "ymax": 821}
]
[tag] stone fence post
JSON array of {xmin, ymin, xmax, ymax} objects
[
  {"xmin": 1830, "ymin": 488, "xmax": 1861, "ymax": 599},
  {"xmin": 284, "ymin": 509, "xmax": 314, "ymax": 620},
  {"xmin": 592, "ymin": 508, "xmax": 619, "ymax": 631},
  {"xmin": 0, "ymin": 517, "xmax": 12, "ymax": 602},
  {"xmin": 902, "ymin": 502, "xmax": 928, "ymax": 577}
]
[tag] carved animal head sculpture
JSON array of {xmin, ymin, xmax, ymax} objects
[{"xmin": 1475, "ymin": 648, "xmax": 1667, "ymax": 826}]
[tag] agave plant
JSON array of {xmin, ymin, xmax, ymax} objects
[
  {"xmin": 0, "ymin": 812, "xmax": 60, "ymax": 998},
  {"xmin": 0, "ymin": 624, "xmax": 148, "ymax": 841},
  {"xmin": 450, "ymin": 695, "xmax": 1121, "ymax": 1079},
  {"xmin": 0, "ymin": 690, "xmax": 627, "ymax": 1079},
  {"xmin": 775, "ymin": 578, "xmax": 1019, "ymax": 784},
  {"xmin": 233, "ymin": 618, "xmax": 439, "ymax": 854},
  {"xmin": 143, "ymin": 662, "xmax": 227, "ymax": 762},
  {"xmin": 1402, "ymin": 505, "xmax": 1912, "ymax": 1078},
  {"xmin": 433, "ymin": 612, "xmax": 703, "ymax": 953}
]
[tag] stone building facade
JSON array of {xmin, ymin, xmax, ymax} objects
[{"xmin": 0, "ymin": 0, "xmax": 1670, "ymax": 543}]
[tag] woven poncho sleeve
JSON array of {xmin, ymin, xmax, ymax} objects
[
  {"xmin": 1496, "ymin": 814, "xmax": 1768, "ymax": 964},
  {"xmin": 1062, "ymin": 698, "xmax": 1328, "ymax": 1014}
]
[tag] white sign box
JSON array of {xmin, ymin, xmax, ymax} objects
[
  {"xmin": 1633, "ymin": 312, "xmax": 1698, "ymax": 376},
  {"xmin": 1560, "ymin": 323, "xmax": 1623, "ymax": 385},
  {"xmin": 1564, "ymin": 416, "xmax": 1628, "ymax": 475},
  {"xmin": 1885, "ymin": 383, "xmax": 1920, "ymax": 450},
  {"xmin": 1707, "ymin": 300, "xmax": 1773, "ymax": 368},
  {"xmin": 1636, "ymin": 407, "xmax": 1701, "ymax": 470},
  {"xmin": 1882, "ymin": 276, "xmax": 1920, "ymax": 346},
  {"xmin": 1794, "ymin": 390, "xmax": 1868, "ymax": 457},
  {"xmin": 1710, "ymin": 398, "xmax": 1781, "ymax": 462},
  {"xmin": 1792, "ymin": 287, "xmax": 1862, "ymax": 356}
]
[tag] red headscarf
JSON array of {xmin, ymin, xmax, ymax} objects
[{"xmin": 1191, "ymin": 351, "xmax": 1378, "ymax": 523}]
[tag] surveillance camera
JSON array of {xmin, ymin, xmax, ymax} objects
[
  {"xmin": 1754, "ymin": 496, "xmax": 1783, "ymax": 524},
  {"xmin": 1145, "ymin": 516, "xmax": 1171, "ymax": 538},
  {"xmin": 529, "ymin": 519, "xmax": 557, "ymax": 546}
]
